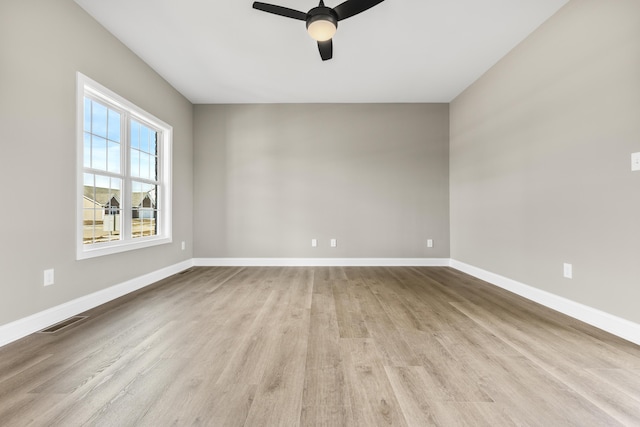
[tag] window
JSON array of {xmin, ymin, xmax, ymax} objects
[{"xmin": 77, "ymin": 73, "xmax": 172, "ymax": 259}]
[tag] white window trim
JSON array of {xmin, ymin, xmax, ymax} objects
[{"xmin": 76, "ymin": 72, "xmax": 172, "ymax": 260}]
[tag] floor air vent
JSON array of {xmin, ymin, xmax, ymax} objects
[{"xmin": 38, "ymin": 316, "xmax": 88, "ymax": 333}]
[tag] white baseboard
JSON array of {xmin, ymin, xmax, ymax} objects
[
  {"xmin": 0, "ymin": 259, "xmax": 194, "ymax": 348},
  {"xmin": 450, "ymin": 259, "xmax": 640, "ymax": 346},
  {"xmin": 193, "ymin": 258, "xmax": 451, "ymax": 267}
]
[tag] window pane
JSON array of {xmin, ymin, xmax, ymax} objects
[
  {"xmin": 140, "ymin": 125, "xmax": 149, "ymax": 153},
  {"xmin": 92, "ymin": 136, "xmax": 107, "ymax": 171},
  {"xmin": 139, "ymin": 152, "xmax": 150, "ymax": 180},
  {"xmin": 130, "ymin": 120, "xmax": 140, "ymax": 149},
  {"xmin": 108, "ymin": 109, "xmax": 121, "ymax": 142},
  {"xmin": 92, "ymin": 102, "xmax": 107, "ymax": 138},
  {"xmin": 130, "ymin": 149, "xmax": 140, "ymax": 177},
  {"xmin": 84, "ymin": 98, "xmax": 92, "ymax": 132},
  {"xmin": 95, "ymin": 174, "xmax": 109, "ymax": 189},
  {"xmin": 83, "ymin": 172, "xmax": 94, "ymax": 188},
  {"xmin": 83, "ymin": 132, "xmax": 91, "ymax": 168},
  {"xmin": 132, "ymin": 181, "xmax": 157, "ymax": 238},
  {"xmin": 83, "ymin": 174, "xmax": 121, "ymax": 244},
  {"xmin": 107, "ymin": 141, "xmax": 120, "ymax": 173}
]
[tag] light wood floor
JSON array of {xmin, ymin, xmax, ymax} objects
[{"xmin": 1, "ymin": 267, "xmax": 640, "ymax": 426}]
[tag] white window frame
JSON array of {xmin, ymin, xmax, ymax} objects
[{"xmin": 76, "ymin": 72, "xmax": 172, "ymax": 260}]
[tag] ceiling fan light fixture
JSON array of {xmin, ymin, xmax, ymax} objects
[
  {"xmin": 307, "ymin": 17, "xmax": 336, "ymax": 41},
  {"xmin": 306, "ymin": 9, "xmax": 338, "ymax": 41}
]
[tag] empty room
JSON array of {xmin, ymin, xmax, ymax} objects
[{"xmin": 1, "ymin": 0, "xmax": 640, "ymax": 425}]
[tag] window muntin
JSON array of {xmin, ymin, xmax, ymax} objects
[{"xmin": 77, "ymin": 73, "xmax": 172, "ymax": 259}]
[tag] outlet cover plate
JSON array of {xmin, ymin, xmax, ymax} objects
[
  {"xmin": 563, "ymin": 263, "xmax": 572, "ymax": 279},
  {"xmin": 632, "ymin": 152, "xmax": 640, "ymax": 171},
  {"xmin": 44, "ymin": 269, "xmax": 55, "ymax": 286}
]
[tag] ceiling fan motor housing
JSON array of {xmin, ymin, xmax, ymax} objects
[{"xmin": 306, "ymin": 6, "xmax": 339, "ymax": 32}]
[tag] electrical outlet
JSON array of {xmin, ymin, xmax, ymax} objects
[
  {"xmin": 427, "ymin": 239, "xmax": 434, "ymax": 248},
  {"xmin": 181, "ymin": 241, "xmax": 186, "ymax": 250},
  {"xmin": 563, "ymin": 263, "xmax": 572, "ymax": 279},
  {"xmin": 44, "ymin": 269, "xmax": 55, "ymax": 286},
  {"xmin": 330, "ymin": 239, "xmax": 337, "ymax": 248},
  {"xmin": 311, "ymin": 239, "xmax": 317, "ymax": 247}
]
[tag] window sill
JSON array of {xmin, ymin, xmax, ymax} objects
[{"xmin": 76, "ymin": 236, "xmax": 172, "ymax": 260}]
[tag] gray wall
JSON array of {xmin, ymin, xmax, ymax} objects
[
  {"xmin": 0, "ymin": 0, "xmax": 193, "ymax": 326},
  {"xmin": 194, "ymin": 104, "xmax": 450, "ymax": 258},
  {"xmin": 450, "ymin": 0, "xmax": 640, "ymax": 323}
]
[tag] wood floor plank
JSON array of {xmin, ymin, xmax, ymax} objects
[
  {"xmin": 399, "ymin": 328, "xmax": 494, "ymax": 403},
  {"xmin": 473, "ymin": 352, "xmax": 620, "ymax": 426},
  {"xmin": 300, "ymin": 405, "xmax": 354, "ymax": 427},
  {"xmin": 0, "ymin": 353, "xmax": 53, "ymax": 385},
  {"xmin": 365, "ymin": 278, "xmax": 426, "ymax": 331},
  {"xmin": 427, "ymin": 402, "xmax": 517, "ymax": 427},
  {"xmin": 0, "ymin": 351, "xmax": 83, "ymax": 418},
  {"xmin": 303, "ymin": 366, "xmax": 348, "ymax": 407},
  {"xmin": 450, "ymin": 301, "xmax": 632, "ymax": 424},
  {"xmin": 384, "ymin": 365, "xmax": 441, "ymax": 425},
  {"xmin": 213, "ymin": 289, "xmax": 288, "ymax": 386},
  {"xmin": 587, "ymin": 368, "xmax": 640, "ymax": 398},
  {"xmin": 449, "ymin": 300, "xmax": 613, "ymax": 370},
  {"xmin": 384, "ymin": 366, "xmax": 514, "ymax": 427},
  {"xmin": 340, "ymin": 338, "xmax": 409, "ymax": 427},
  {"xmin": 433, "ymin": 322, "xmax": 521, "ymax": 358},
  {"xmin": 141, "ymin": 381, "xmax": 257, "ymax": 427},
  {"xmin": 0, "ymin": 394, "xmax": 62, "ymax": 426},
  {"xmin": 384, "ymin": 268, "xmax": 475, "ymax": 332},
  {"xmin": 349, "ymin": 276, "xmax": 419, "ymax": 366},
  {"xmin": 306, "ymin": 291, "xmax": 342, "ymax": 370},
  {"xmin": 242, "ymin": 268, "xmax": 312, "ymax": 427},
  {"xmin": 332, "ymin": 279, "xmax": 370, "ymax": 339},
  {"xmin": 1, "ymin": 266, "xmax": 639, "ymax": 426},
  {"xmin": 77, "ymin": 356, "xmax": 189, "ymax": 426},
  {"xmin": 26, "ymin": 321, "xmax": 185, "ymax": 425}
]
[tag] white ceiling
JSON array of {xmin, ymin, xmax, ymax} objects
[{"xmin": 74, "ymin": 0, "xmax": 569, "ymax": 104}]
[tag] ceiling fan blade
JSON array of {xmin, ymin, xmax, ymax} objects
[
  {"xmin": 252, "ymin": 2, "xmax": 307, "ymax": 20},
  {"xmin": 317, "ymin": 39, "xmax": 333, "ymax": 61},
  {"xmin": 333, "ymin": 0, "xmax": 385, "ymax": 21}
]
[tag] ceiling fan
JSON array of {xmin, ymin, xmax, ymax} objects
[{"xmin": 252, "ymin": 0, "xmax": 386, "ymax": 61}]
